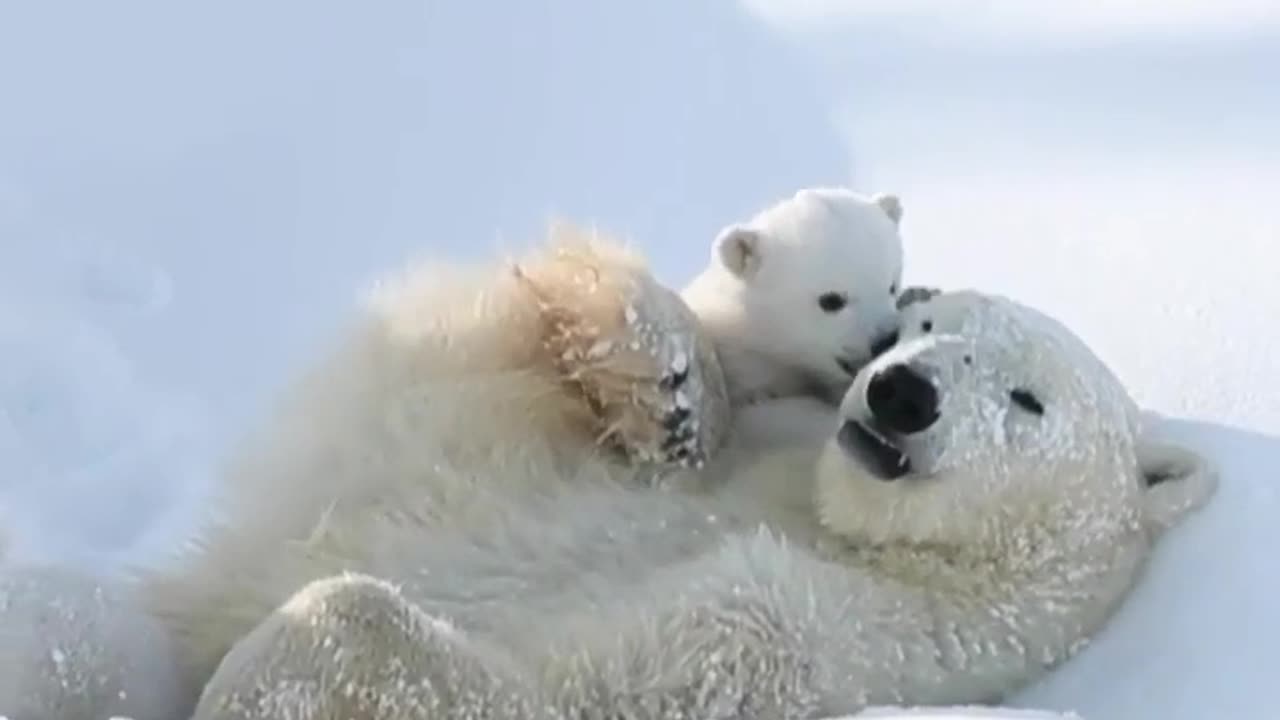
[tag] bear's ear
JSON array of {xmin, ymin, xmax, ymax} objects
[
  {"xmin": 896, "ymin": 285, "xmax": 941, "ymax": 310},
  {"xmin": 874, "ymin": 193, "xmax": 903, "ymax": 225},
  {"xmin": 1135, "ymin": 437, "xmax": 1218, "ymax": 534},
  {"xmin": 714, "ymin": 224, "xmax": 764, "ymax": 279}
]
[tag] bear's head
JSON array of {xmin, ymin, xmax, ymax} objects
[
  {"xmin": 695, "ymin": 187, "xmax": 905, "ymax": 396},
  {"xmin": 814, "ymin": 290, "xmax": 1217, "ymax": 548}
]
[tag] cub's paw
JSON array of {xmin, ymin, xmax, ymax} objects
[{"xmin": 514, "ymin": 227, "xmax": 730, "ymax": 469}]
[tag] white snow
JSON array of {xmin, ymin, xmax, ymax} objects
[{"xmin": 1, "ymin": 1, "xmax": 1274, "ymax": 718}]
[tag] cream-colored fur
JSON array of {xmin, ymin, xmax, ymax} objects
[
  {"xmin": 185, "ymin": 290, "xmax": 1215, "ymax": 719},
  {"xmin": 129, "ymin": 228, "xmax": 733, "ymax": 712}
]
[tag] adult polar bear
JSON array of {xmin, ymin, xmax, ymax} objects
[
  {"xmin": 0, "ymin": 186, "xmax": 910, "ymax": 720},
  {"xmin": 183, "ymin": 289, "xmax": 1215, "ymax": 719}
]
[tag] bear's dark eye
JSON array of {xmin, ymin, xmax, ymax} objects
[
  {"xmin": 818, "ymin": 292, "xmax": 848, "ymax": 313},
  {"xmin": 963, "ymin": 354, "xmax": 972, "ymax": 365},
  {"xmin": 889, "ymin": 283, "xmax": 898, "ymax": 295},
  {"xmin": 921, "ymin": 319, "xmax": 933, "ymax": 333},
  {"xmin": 1010, "ymin": 388, "xmax": 1045, "ymax": 416}
]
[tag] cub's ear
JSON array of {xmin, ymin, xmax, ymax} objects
[
  {"xmin": 873, "ymin": 192, "xmax": 903, "ymax": 225},
  {"xmin": 714, "ymin": 224, "xmax": 764, "ymax": 279},
  {"xmin": 1136, "ymin": 437, "xmax": 1219, "ymax": 534}
]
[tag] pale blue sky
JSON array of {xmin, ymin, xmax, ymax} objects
[
  {"xmin": 3, "ymin": 0, "xmax": 1276, "ymax": 448},
  {"xmin": 2, "ymin": 0, "xmax": 1276, "ymax": 455},
  {"xmin": 0, "ymin": 0, "xmax": 859, "ymax": 431}
]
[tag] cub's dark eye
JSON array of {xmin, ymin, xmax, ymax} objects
[
  {"xmin": 920, "ymin": 319, "xmax": 933, "ymax": 333},
  {"xmin": 889, "ymin": 283, "xmax": 898, "ymax": 295},
  {"xmin": 1010, "ymin": 388, "xmax": 1045, "ymax": 416},
  {"xmin": 818, "ymin": 292, "xmax": 848, "ymax": 313}
]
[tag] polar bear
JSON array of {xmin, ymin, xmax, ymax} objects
[
  {"xmin": 183, "ymin": 290, "xmax": 1215, "ymax": 719},
  {"xmin": 0, "ymin": 193, "xmax": 913, "ymax": 718},
  {"xmin": 682, "ymin": 187, "xmax": 904, "ymax": 411},
  {"xmin": 128, "ymin": 195, "xmax": 916, "ymax": 710}
]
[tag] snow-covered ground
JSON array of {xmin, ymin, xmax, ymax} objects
[{"xmin": 2, "ymin": 1, "xmax": 1274, "ymax": 718}]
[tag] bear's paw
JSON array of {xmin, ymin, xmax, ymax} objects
[{"xmin": 514, "ymin": 237, "xmax": 724, "ymax": 470}]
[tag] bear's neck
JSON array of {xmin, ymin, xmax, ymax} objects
[{"xmin": 812, "ymin": 512, "xmax": 1148, "ymax": 710}]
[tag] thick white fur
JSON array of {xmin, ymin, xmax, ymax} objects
[
  {"xmin": 0, "ymin": 249, "xmax": 1214, "ymax": 720},
  {"xmin": 173, "ymin": 290, "xmax": 1213, "ymax": 719},
  {"xmin": 893, "ymin": 288, "xmax": 1220, "ymax": 536},
  {"xmin": 682, "ymin": 187, "xmax": 906, "ymax": 412},
  {"xmin": 119, "ymin": 229, "xmax": 737, "ymax": 713}
]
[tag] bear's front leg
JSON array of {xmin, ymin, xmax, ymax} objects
[
  {"xmin": 896, "ymin": 285, "xmax": 941, "ymax": 309},
  {"xmin": 192, "ymin": 573, "xmax": 533, "ymax": 720},
  {"xmin": 514, "ymin": 230, "xmax": 731, "ymax": 471}
]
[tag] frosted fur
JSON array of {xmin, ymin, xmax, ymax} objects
[
  {"xmin": 681, "ymin": 187, "xmax": 905, "ymax": 411},
  {"xmin": 116, "ymin": 228, "xmax": 732, "ymax": 714},
  {"xmin": 894, "ymin": 290, "xmax": 1220, "ymax": 532},
  {"xmin": 176, "ymin": 291, "xmax": 1210, "ymax": 719},
  {"xmin": 0, "ymin": 564, "xmax": 183, "ymax": 719}
]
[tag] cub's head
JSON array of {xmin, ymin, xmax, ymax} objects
[
  {"xmin": 703, "ymin": 187, "xmax": 905, "ymax": 394},
  {"xmin": 815, "ymin": 290, "xmax": 1217, "ymax": 547}
]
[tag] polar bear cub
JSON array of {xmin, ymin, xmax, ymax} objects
[
  {"xmin": 682, "ymin": 187, "xmax": 905, "ymax": 407},
  {"xmin": 188, "ymin": 290, "xmax": 1216, "ymax": 719},
  {"xmin": 683, "ymin": 186, "xmax": 906, "ymax": 451}
]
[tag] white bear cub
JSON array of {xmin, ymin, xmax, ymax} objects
[
  {"xmin": 682, "ymin": 187, "xmax": 905, "ymax": 449},
  {"xmin": 682, "ymin": 187, "xmax": 904, "ymax": 406}
]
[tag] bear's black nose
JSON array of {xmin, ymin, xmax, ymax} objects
[
  {"xmin": 865, "ymin": 363, "xmax": 939, "ymax": 434},
  {"xmin": 869, "ymin": 329, "xmax": 899, "ymax": 358}
]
